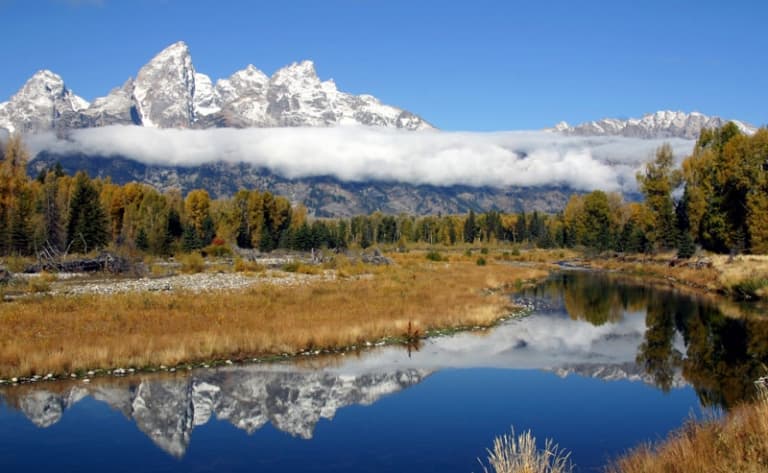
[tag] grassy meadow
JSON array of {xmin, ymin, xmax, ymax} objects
[{"xmin": 0, "ymin": 249, "xmax": 548, "ymax": 379}]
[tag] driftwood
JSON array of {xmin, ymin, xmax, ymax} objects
[
  {"xmin": 24, "ymin": 252, "xmax": 131, "ymax": 274},
  {"xmin": 360, "ymin": 248, "xmax": 392, "ymax": 266}
]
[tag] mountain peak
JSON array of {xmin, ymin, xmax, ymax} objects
[
  {"xmin": 29, "ymin": 69, "xmax": 64, "ymax": 83},
  {"xmin": 272, "ymin": 60, "xmax": 318, "ymax": 83},
  {"xmin": 133, "ymin": 42, "xmax": 197, "ymax": 128},
  {"xmin": 19, "ymin": 70, "xmax": 67, "ymax": 98},
  {"xmin": 155, "ymin": 41, "xmax": 191, "ymax": 59},
  {"xmin": 0, "ymin": 68, "xmax": 89, "ymax": 134}
]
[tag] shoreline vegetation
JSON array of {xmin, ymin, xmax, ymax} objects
[
  {"xmin": 0, "ymin": 249, "xmax": 550, "ymax": 381},
  {"xmin": 608, "ymin": 384, "xmax": 768, "ymax": 473}
]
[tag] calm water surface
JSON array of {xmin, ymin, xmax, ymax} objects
[{"xmin": 1, "ymin": 271, "xmax": 766, "ymax": 472}]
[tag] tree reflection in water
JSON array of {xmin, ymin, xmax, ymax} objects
[{"xmin": 525, "ymin": 272, "xmax": 768, "ymax": 408}]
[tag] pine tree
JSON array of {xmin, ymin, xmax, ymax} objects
[
  {"xmin": 463, "ymin": 210, "xmax": 477, "ymax": 243},
  {"xmin": 515, "ymin": 211, "xmax": 528, "ymax": 243},
  {"xmin": 182, "ymin": 224, "xmax": 202, "ymax": 252},
  {"xmin": 66, "ymin": 172, "xmax": 109, "ymax": 254},
  {"xmin": 677, "ymin": 231, "xmax": 696, "ymax": 259},
  {"xmin": 135, "ymin": 227, "xmax": 149, "ymax": 251}
]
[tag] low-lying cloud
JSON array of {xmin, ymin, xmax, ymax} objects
[{"xmin": 26, "ymin": 126, "xmax": 695, "ymax": 192}]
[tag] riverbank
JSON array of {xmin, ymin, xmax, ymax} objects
[
  {"xmin": 0, "ymin": 251, "xmax": 548, "ymax": 380},
  {"xmin": 609, "ymin": 384, "xmax": 768, "ymax": 473},
  {"xmin": 564, "ymin": 252, "xmax": 768, "ymax": 305}
]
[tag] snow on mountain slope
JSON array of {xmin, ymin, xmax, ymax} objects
[
  {"xmin": 2, "ymin": 367, "xmax": 429, "ymax": 457},
  {"xmin": 0, "ymin": 70, "xmax": 89, "ymax": 134},
  {"xmin": 552, "ymin": 110, "xmax": 757, "ymax": 139},
  {"xmin": 0, "ymin": 41, "xmax": 432, "ymax": 134},
  {"xmin": 192, "ymin": 73, "xmax": 221, "ymax": 117},
  {"xmin": 132, "ymin": 41, "xmax": 197, "ymax": 128}
]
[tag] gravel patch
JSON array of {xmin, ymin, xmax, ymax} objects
[{"xmin": 51, "ymin": 270, "xmax": 337, "ymax": 296}]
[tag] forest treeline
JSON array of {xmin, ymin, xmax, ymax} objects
[{"xmin": 0, "ymin": 123, "xmax": 765, "ymax": 258}]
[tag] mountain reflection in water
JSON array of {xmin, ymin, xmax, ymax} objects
[
  {"xmin": 1, "ymin": 271, "xmax": 766, "ymax": 462},
  {"xmin": 0, "ymin": 368, "xmax": 429, "ymax": 457}
]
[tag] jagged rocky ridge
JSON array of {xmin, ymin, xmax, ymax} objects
[
  {"xmin": 551, "ymin": 110, "xmax": 757, "ymax": 139},
  {"xmin": 0, "ymin": 41, "xmax": 432, "ymax": 134},
  {"xmin": 2, "ymin": 368, "xmax": 429, "ymax": 457}
]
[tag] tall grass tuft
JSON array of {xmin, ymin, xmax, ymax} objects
[{"xmin": 480, "ymin": 428, "xmax": 572, "ymax": 473}]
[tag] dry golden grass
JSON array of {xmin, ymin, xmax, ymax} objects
[
  {"xmin": 0, "ymin": 256, "xmax": 546, "ymax": 378},
  {"xmin": 609, "ymin": 388, "xmax": 768, "ymax": 473},
  {"xmin": 590, "ymin": 254, "xmax": 722, "ymax": 292}
]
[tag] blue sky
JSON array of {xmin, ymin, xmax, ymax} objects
[{"xmin": 1, "ymin": 0, "xmax": 766, "ymax": 131}]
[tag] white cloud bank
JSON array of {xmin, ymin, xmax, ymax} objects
[{"xmin": 26, "ymin": 126, "xmax": 695, "ymax": 192}]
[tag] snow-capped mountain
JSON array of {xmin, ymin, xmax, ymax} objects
[
  {"xmin": 0, "ymin": 70, "xmax": 89, "ymax": 134},
  {"xmin": 552, "ymin": 110, "xmax": 757, "ymax": 139},
  {"xmin": 0, "ymin": 41, "xmax": 432, "ymax": 134},
  {"xmin": 2, "ymin": 367, "xmax": 429, "ymax": 457}
]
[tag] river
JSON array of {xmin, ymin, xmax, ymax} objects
[{"xmin": 1, "ymin": 271, "xmax": 766, "ymax": 472}]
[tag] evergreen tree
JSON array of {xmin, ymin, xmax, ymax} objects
[
  {"xmin": 66, "ymin": 172, "xmax": 109, "ymax": 254},
  {"xmin": 677, "ymin": 231, "xmax": 696, "ymax": 259},
  {"xmin": 258, "ymin": 223, "xmax": 275, "ymax": 252},
  {"xmin": 135, "ymin": 227, "xmax": 149, "ymax": 251},
  {"xmin": 200, "ymin": 215, "xmax": 216, "ymax": 246},
  {"xmin": 463, "ymin": 210, "xmax": 477, "ymax": 243},
  {"xmin": 182, "ymin": 224, "xmax": 202, "ymax": 252},
  {"xmin": 294, "ymin": 222, "xmax": 312, "ymax": 251},
  {"xmin": 515, "ymin": 211, "xmax": 528, "ymax": 243}
]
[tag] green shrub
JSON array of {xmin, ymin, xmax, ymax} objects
[
  {"xmin": 476, "ymin": 257, "xmax": 487, "ymax": 266},
  {"xmin": 426, "ymin": 251, "xmax": 443, "ymax": 262},
  {"xmin": 730, "ymin": 277, "xmax": 768, "ymax": 300},
  {"xmin": 282, "ymin": 261, "xmax": 301, "ymax": 272},
  {"xmin": 480, "ymin": 247, "xmax": 489, "ymax": 255}
]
